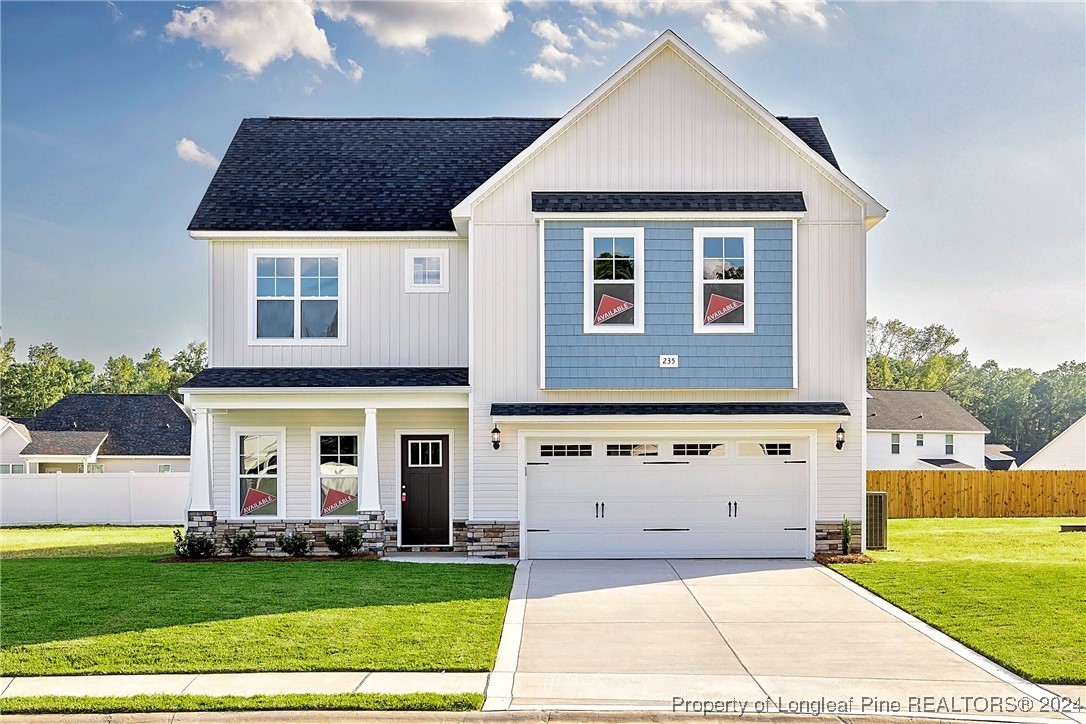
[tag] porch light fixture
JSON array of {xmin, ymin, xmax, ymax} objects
[
  {"xmin": 835, "ymin": 424, "xmax": 846, "ymax": 450},
  {"xmin": 491, "ymin": 425, "xmax": 502, "ymax": 451}
]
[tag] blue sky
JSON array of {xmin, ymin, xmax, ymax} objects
[{"xmin": 2, "ymin": 1, "xmax": 1083, "ymax": 371}]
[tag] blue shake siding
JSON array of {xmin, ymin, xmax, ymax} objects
[{"xmin": 543, "ymin": 220, "xmax": 793, "ymax": 388}]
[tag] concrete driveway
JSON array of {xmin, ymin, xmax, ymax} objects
[{"xmin": 486, "ymin": 560, "xmax": 1077, "ymax": 721}]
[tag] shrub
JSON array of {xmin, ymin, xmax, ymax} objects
[
  {"xmin": 276, "ymin": 530, "xmax": 312, "ymax": 557},
  {"xmin": 325, "ymin": 528, "xmax": 364, "ymax": 557},
  {"xmin": 173, "ymin": 529, "xmax": 217, "ymax": 559},
  {"xmin": 841, "ymin": 516, "xmax": 853, "ymax": 554},
  {"xmin": 224, "ymin": 530, "xmax": 256, "ymax": 557}
]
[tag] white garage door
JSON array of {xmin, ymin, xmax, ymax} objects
[{"xmin": 525, "ymin": 438, "xmax": 809, "ymax": 559}]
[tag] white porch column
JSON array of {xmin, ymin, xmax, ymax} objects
[
  {"xmin": 187, "ymin": 408, "xmax": 212, "ymax": 511},
  {"xmin": 359, "ymin": 407, "xmax": 380, "ymax": 511}
]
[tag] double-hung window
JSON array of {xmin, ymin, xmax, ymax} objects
[
  {"xmin": 236, "ymin": 430, "xmax": 282, "ymax": 517},
  {"xmin": 693, "ymin": 227, "xmax": 754, "ymax": 333},
  {"xmin": 0, "ymin": 464, "xmax": 25, "ymax": 474},
  {"xmin": 315, "ymin": 432, "xmax": 361, "ymax": 517},
  {"xmin": 252, "ymin": 251, "xmax": 344, "ymax": 343},
  {"xmin": 945, "ymin": 434, "xmax": 954, "ymax": 455},
  {"xmin": 890, "ymin": 433, "xmax": 900, "ymax": 454},
  {"xmin": 405, "ymin": 249, "xmax": 449, "ymax": 292},
  {"xmin": 916, "ymin": 434, "xmax": 924, "ymax": 447},
  {"xmin": 584, "ymin": 228, "xmax": 644, "ymax": 333}
]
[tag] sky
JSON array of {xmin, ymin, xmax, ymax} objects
[{"xmin": 2, "ymin": 0, "xmax": 1083, "ymax": 372}]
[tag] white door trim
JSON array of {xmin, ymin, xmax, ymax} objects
[{"xmin": 395, "ymin": 428, "xmax": 455, "ymax": 548}]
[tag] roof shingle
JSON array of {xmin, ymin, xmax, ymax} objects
[
  {"xmin": 26, "ymin": 395, "xmax": 191, "ymax": 456},
  {"xmin": 21, "ymin": 431, "xmax": 109, "ymax": 457},
  {"xmin": 866, "ymin": 389, "xmax": 989, "ymax": 433},
  {"xmin": 531, "ymin": 192, "xmax": 805, "ymax": 213},
  {"xmin": 183, "ymin": 367, "xmax": 469, "ymax": 389}
]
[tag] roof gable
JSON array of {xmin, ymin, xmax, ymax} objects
[
  {"xmin": 26, "ymin": 394, "xmax": 191, "ymax": 457},
  {"xmin": 451, "ymin": 30, "xmax": 886, "ymax": 229},
  {"xmin": 867, "ymin": 389, "xmax": 989, "ymax": 433}
]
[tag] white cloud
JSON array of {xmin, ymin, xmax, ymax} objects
[
  {"xmin": 524, "ymin": 62, "xmax": 566, "ymax": 82},
  {"xmin": 704, "ymin": 8, "xmax": 767, "ymax": 52},
  {"xmin": 165, "ymin": 1, "xmax": 338, "ymax": 75},
  {"xmin": 342, "ymin": 58, "xmax": 364, "ymax": 81},
  {"xmin": 129, "ymin": 27, "xmax": 146, "ymax": 41},
  {"xmin": 317, "ymin": 1, "xmax": 512, "ymax": 51},
  {"xmin": 532, "ymin": 18, "xmax": 573, "ymax": 50},
  {"xmin": 176, "ymin": 138, "xmax": 220, "ymax": 168},
  {"xmin": 540, "ymin": 43, "xmax": 580, "ymax": 67}
]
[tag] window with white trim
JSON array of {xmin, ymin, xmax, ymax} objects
[
  {"xmin": 0, "ymin": 464, "xmax": 25, "ymax": 474},
  {"xmin": 693, "ymin": 227, "xmax": 754, "ymax": 333},
  {"xmin": 87, "ymin": 463, "xmax": 105, "ymax": 473},
  {"xmin": 408, "ymin": 439, "xmax": 443, "ymax": 467},
  {"xmin": 738, "ymin": 442, "xmax": 792, "ymax": 456},
  {"xmin": 584, "ymin": 228, "xmax": 644, "ymax": 333},
  {"xmin": 945, "ymin": 434, "xmax": 954, "ymax": 455},
  {"xmin": 606, "ymin": 443, "xmax": 659, "ymax": 457},
  {"xmin": 916, "ymin": 434, "xmax": 924, "ymax": 447},
  {"xmin": 317, "ymin": 434, "xmax": 360, "ymax": 517},
  {"xmin": 405, "ymin": 249, "xmax": 449, "ymax": 293},
  {"xmin": 253, "ymin": 252, "xmax": 342, "ymax": 342},
  {"xmin": 891, "ymin": 433, "xmax": 900, "ymax": 454},
  {"xmin": 540, "ymin": 444, "xmax": 592, "ymax": 457},
  {"xmin": 674, "ymin": 443, "xmax": 726, "ymax": 456},
  {"xmin": 238, "ymin": 432, "xmax": 280, "ymax": 517},
  {"xmin": 158, "ymin": 464, "xmax": 172, "ymax": 473}
]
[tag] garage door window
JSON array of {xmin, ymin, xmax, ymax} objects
[
  {"xmin": 605, "ymin": 443, "xmax": 659, "ymax": 457},
  {"xmin": 540, "ymin": 444, "xmax": 592, "ymax": 457},
  {"xmin": 673, "ymin": 443, "xmax": 726, "ymax": 456},
  {"xmin": 738, "ymin": 442, "xmax": 792, "ymax": 456}
]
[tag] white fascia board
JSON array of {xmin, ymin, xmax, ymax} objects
[
  {"xmin": 533, "ymin": 211, "xmax": 806, "ymax": 222},
  {"xmin": 451, "ymin": 30, "xmax": 887, "ymax": 227},
  {"xmin": 868, "ymin": 428, "xmax": 990, "ymax": 435},
  {"xmin": 189, "ymin": 230, "xmax": 463, "ymax": 241},
  {"xmin": 491, "ymin": 414, "xmax": 846, "ymax": 425},
  {"xmin": 95, "ymin": 455, "xmax": 191, "ymax": 459},
  {"xmin": 184, "ymin": 389, "xmax": 470, "ymax": 411}
]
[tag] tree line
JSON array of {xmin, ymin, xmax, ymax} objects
[
  {"xmin": 867, "ymin": 318, "xmax": 1085, "ymax": 450},
  {"xmin": 0, "ymin": 340, "xmax": 207, "ymax": 418}
]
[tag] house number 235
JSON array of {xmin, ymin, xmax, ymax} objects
[{"xmin": 659, "ymin": 355, "xmax": 679, "ymax": 368}]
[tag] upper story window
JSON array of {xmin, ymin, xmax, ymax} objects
[
  {"xmin": 693, "ymin": 227, "xmax": 754, "ymax": 333},
  {"xmin": 583, "ymin": 228, "xmax": 644, "ymax": 334},
  {"xmin": 916, "ymin": 434, "xmax": 924, "ymax": 447},
  {"xmin": 890, "ymin": 433, "xmax": 900, "ymax": 454},
  {"xmin": 251, "ymin": 251, "xmax": 344, "ymax": 344},
  {"xmin": 945, "ymin": 434, "xmax": 954, "ymax": 455},
  {"xmin": 405, "ymin": 249, "xmax": 449, "ymax": 293}
]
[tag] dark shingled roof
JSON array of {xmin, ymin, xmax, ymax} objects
[
  {"xmin": 1006, "ymin": 450, "xmax": 1039, "ymax": 467},
  {"xmin": 189, "ymin": 116, "xmax": 840, "ymax": 232},
  {"xmin": 21, "ymin": 431, "xmax": 109, "ymax": 457},
  {"xmin": 183, "ymin": 367, "xmax": 469, "ymax": 389},
  {"xmin": 921, "ymin": 458, "xmax": 974, "ymax": 470},
  {"xmin": 867, "ymin": 390, "xmax": 989, "ymax": 433},
  {"xmin": 491, "ymin": 402, "xmax": 850, "ymax": 417},
  {"xmin": 26, "ymin": 395, "xmax": 191, "ymax": 457},
  {"xmin": 532, "ymin": 192, "xmax": 805, "ymax": 214}
]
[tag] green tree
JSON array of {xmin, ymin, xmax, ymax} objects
[
  {"xmin": 866, "ymin": 317, "xmax": 971, "ymax": 393},
  {"xmin": 136, "ymin": 348, "xmax": 172, "ymax": 394},
  {"xmin": 168, "ymin": 341, "xmax": 208, "ymax": 400},
  {"xmin": 0, "ymin": 343, "xmax": 95, "ymax": 417},
  {"xmin": 96, "ymin": 355, "xmax": 139, "ymax": 394}
]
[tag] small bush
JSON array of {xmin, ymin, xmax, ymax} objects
[
  {"xmin": 173, "ymin": 529, "xmax": 217, "ymax": 559},
  {"xmin": 841, "ymin": 516, "xmax": 853, "ymax": 554},
  {"xmin": 325, "ymin": 528, "xmax": 364, "ymax": 557},
  {"xmin": 276, "ymin": 530, "xmax": 312, "ymax": 557},
  {"xmin": 224, "ymin": 530, "xmax": 256, "ymax": 557}
]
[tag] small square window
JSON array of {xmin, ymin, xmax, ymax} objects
[
  {"xmin": 158, "ymin": 464, "xmax": 172, "ymax": 473},
  {"xmin": 405, "ymin": 249, "xmax": 449, "ymax": 292}
]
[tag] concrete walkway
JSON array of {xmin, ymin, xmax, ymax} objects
[
  {"xmin": 0, "ymin": 672, "xmax": 487, "ymax": 698},
  {"xmin": 486, "ymin": 559, "xmax": 1084, "ymax": 723}
]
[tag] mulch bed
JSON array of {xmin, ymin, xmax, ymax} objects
[
  {"xmin": 155, "ymin": 553, "xmax": 379, "ymax": 563},
  {"xmin": 814, "ymin": 552, "xmax": 875, "ymax": 565}
]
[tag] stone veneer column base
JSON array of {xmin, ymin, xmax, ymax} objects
[
  {"xmin": 184, "ymin": 510, "xmax": 386, "ymax": 558},
  {"xmin": 464, "ymin": 521, "xmax": 519, "ymax": 558},
  {"xmin": 815, "ymin": 519, "xmax": 864, "ymax": 554}
]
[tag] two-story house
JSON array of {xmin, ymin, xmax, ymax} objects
[
  {"xmin": 181, "ymin": 30, "xmax": 886, "ymax": 558},
  {"xmin": 866, "ymin": 389, "xmax": 989, "ymax": 470}
]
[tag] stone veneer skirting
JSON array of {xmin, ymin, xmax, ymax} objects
[
  {"xmin": 815, "ymin": 519, "xmax": 864, "ymax": 554},
  {"xmin": 186, "ymin": 512, "xmax": 519, "ymax": 558}
]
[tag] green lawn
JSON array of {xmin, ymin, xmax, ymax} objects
[
  {"xmin": 0, "ymin": 526, "xmax": 514, "ymax": 676},
  {"xmin": 0, "ymin": 693, "xmax": 483, "ymax": 715},
  {"xmin": 832, "ymin": 517, "xmax": 1086, "ymax": 685}
]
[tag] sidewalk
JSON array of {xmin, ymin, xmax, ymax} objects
[{"xmin": 0, "ymin": 671, "xmax": 488, "ymax": 698}]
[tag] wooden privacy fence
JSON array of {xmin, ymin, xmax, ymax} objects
[{"xmin": 867, "ymin": 469, "xmax": 1086, "ymax": 518}]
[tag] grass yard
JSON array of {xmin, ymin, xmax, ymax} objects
[
  {"xmin": 832, "ymin": 517, "xmax": 1086, "ymax": 685},
  {"xmin": 0, "ymin": 693, "xmax": 483, "ymax": 715},
  {"xmin": 0, "ymin": 526, "xmax": 514, "ymax": 676}
]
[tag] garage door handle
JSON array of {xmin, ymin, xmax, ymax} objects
[
  {"xmin": 734, "ymin": 502, "xmax": 738, "ymax": 517},
  {"xmin": 784, "ymin": 460, "xmax": 807, "ymax": 464},
  {"xmin": 643, "ymin": 461, "xmax": 690, "ymax": 465},
  {"xmin": 728, "ymin": 501, "xmax": 732, "ymax": 517},
  {"xmin": 643, "ymin": 528, "xmax": 689, "ymax": 532},
  {"xmin": 527, "ymin": 528, "xmax": 550, "ymax": 532},
  {"xmin": 595, "ymin": 502, "xmax": 599, "ymax": 518},
  {"xmin": 783, "ymin": 527, "xmax": 807, "ymax": 531},
  {"xmin": 601, "ymin": 502, "xmax": 605, "ymax": 518}
]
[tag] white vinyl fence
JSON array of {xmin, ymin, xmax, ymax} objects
[{"xmin": 0, "ymin": 472, "xmax": 189, "ymax": 525}]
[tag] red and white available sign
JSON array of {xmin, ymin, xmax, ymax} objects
[
  {"xmin": 595, "ymin": 294, "xmax": 634, "ymax": 325},
  {"xmin": 240, "ymin": 487, "xmax": 276, "ymax": 516},
  {"xmin": 321, "ymin": 488, "xmax": 357, "ymax": 516},
  {"xmin": 704, "ymin": 293, "xmax": 743, "ymax": 325}
]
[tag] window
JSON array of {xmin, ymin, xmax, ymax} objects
[
  {"xmin": 606, "ymin": 443, "xmax": 659, "ymax": 457},
  {"xmin": 891, "ymin": 433, "xmax": 900, "ymax": 455},
  {"xmin": 408, "ymin": 439, "xmax": 443, "ymax": 467},
  {"xmin": 237, "ymin": 432, "xmax": 280, "ymax": 517},
  {"xmin": 405, "ymin": 249, "xmax": 449, "ymax": 293},
  {"xmin": 916, "ymin": 434, "xmax": 924, "ymax": 447},
  {"xmin": 945, "ymin": 434, "xmax": 954, "ymax": 455},
  {"xmin": 694, "ymin": 227, "xmax": 754, "ymax": 333},
  {"xmin": 540, "ymin": 444, "xmax": 592, "ymax": 457},
  {"xmin": 252, "ymin": 251, "xmax": 343, "ymax": 343},
  {"xmin": 87, "ymin": 463, "xmax": 105, "ymax": 473},
  {"xmin": 317, "ymin": 434, "xmax": 359, "ymax": 517},
  {"xmin": 673, "ymin": 443, "xmax": 726, "ymax": 456},
  {"xmin": 0, "ymin": 464, "xmax": 24, "ymax": 474},
  {"xmin": 738, "ymin": 442, "xmax": 792, "ymax": 456},
  {"xmin": 584, "ymin": 228, "xmax": 644, "ymax": 333},
  {"xmin": 158, "ymin": 464, "xmax": 172, "ymax": 473}
]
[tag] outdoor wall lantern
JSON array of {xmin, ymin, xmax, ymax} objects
[
  {"xmin": 491, "ymin": 425, "xmax": 502, "ymax": 451},
  {"xmin": 835, "ymin": 424, "xmax": 846, "ymax": 450}
]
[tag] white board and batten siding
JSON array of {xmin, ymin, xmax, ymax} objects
[
  {"xmin": 468, "ymin": 45, "xmax": 869, "ymax": 523},
  {"xmin": 208, "ymin": 237, "xmax": 468, "ymax": 368},
  {"xmin": 208, "ymin": 408, "xmax": 468, "ymax": 522}
]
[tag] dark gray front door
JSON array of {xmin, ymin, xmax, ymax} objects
[{"xmin": 400, "ymin": 435, "xmax": 450, "ymax": 545}]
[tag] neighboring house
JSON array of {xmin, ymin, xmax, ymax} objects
[
  {"xmin": 181, "ymin": 31, "xmax": 887, "ymax": 559},
  {"xmin": 1018, "ymin": 415, "xmax": 1086, "ymax": 470},
  {"xmin": 18, "ymin": 395, "xmax": 191, "ymax": 473},
  {"xmin": 984, "ymin": 444, "xmax": 1018, "ymax": 471},
  {"xmin": 0, "ymin": 417, "xmax": 32, "ymax": 474},
  {"xmin": 867, "ymin": 389, "xmax": 988, "ymax": 470}
]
